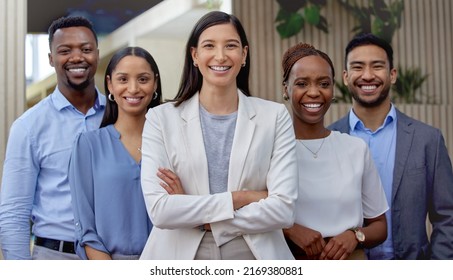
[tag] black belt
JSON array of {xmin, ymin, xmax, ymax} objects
[{"xmin": 34, "ymin": 236, "xmax": 76, "ymax": 254}]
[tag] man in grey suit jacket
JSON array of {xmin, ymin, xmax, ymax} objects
[{"xmin": 329, "ymin": 33, "xmax": 453, "ymax": 259}]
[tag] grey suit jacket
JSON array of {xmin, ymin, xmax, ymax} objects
[{"xmin": 329, "ymin": 108, "xmax": 453, "ymax": 259}]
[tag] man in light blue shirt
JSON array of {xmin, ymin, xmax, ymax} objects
[
  {"xmin": 0, "ymin": 16, "xmax": 105, "ymax": 260},
  {"xmin": 348, "ymin": 105, "xmax": 396, "ymax": 259}
]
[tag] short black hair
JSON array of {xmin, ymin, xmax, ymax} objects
[
  {"xmin": 345, "ymin": 33, "xmax": 394, "ymax": 70},
  {"xmin": 48, "ymin": 16, "xmax": 98, "ymax": 48}
]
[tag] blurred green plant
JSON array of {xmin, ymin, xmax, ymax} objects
[
  {"xmin": 275, "ymin": 0, "xmax": 329, "ymax": 38},
  {"xmin": 338, "ymin": 0, "xmax": 404, "ymax": 43},
  {"xmin": 206, "ymin": 0, "xmax": 222, "ymax": 9},
  {"xmin": 334, "ymin": 80, "xmax": 353, "ymax": 103},
  {"xmin": 392, "ymin": 66, "xmax": 429, "ymax": 103}
]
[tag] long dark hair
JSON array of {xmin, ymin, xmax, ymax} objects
[
  {"xmin": 100, "ymin": 46, "xmax": 162, "ymax": 128},
  {"xmin": 172, "ymin": 11, "xmax": 251, "ymax": 107}
]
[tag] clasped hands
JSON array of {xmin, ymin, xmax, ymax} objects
[{"xmin": 285, "ymin": 224, "xmax": 359, "ymax": 260}]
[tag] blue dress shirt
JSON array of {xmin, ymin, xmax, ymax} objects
[
  {"xmin": 0, "ymin": 87, "xmax": 105, "ymax": 259},
  {"xmin": 349, "ymin": 105, "xmax": 397, "ymax": 260},
  {"xmin": 69, "ymin": 125, "xmax": 152, "ymax": 259}
]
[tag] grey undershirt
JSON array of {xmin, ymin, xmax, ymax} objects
[{"xmin": 199, "ymin": 105, "xmax": 237, "ymax": 194}]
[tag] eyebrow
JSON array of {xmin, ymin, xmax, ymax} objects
[
  {"xmin": 113, "ymin": 72, "xmax": 152, "ymax": 76},
  {"xmin": 295, "ymin": 75, "xmax": 332, "ymax": 81},
  {"xmin": 199, "ymin": 38, "xmax": 241, "ymax": 44},
  {"xmin": 56, "ymin": 42, "xmax": 94, "ymax": 48},
  {"xmin": 349, "ymin": 60, "xmax": 386, "ymax": 65}
]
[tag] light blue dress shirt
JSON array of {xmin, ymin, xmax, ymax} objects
[
  {"xmin": 349, "ymin": 105, "xmax": 397, "ymax": 260},
  {"xmin": 0, "ymin": 87, "xmax": 105, "ymax": 259},
  {"xmin": 69, "ymin": 125, "xmax": 152, "ymax": 259}
]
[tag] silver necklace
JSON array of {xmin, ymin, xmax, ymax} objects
[{"xmin": 299, "ymin": 137, "xmax": 326, "ymax": 159}]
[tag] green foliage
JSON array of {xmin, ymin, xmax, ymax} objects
[
  {"xmin": 276, "ymin": 9, "xmax": 305, "ymax": 38},
  {"xmin": 334, "ymin": 80, "xmax": 353, "ymax": 103},
  {"xmin": 338, "ymin": 0, "xmax": 404, "ymax": 43},
  {"xmin": 275, "ymin": 0, "xmax": 328, "ymax": 38},
  {"xmin": 392, "ymin": 67, "xmax": 429, "ymax": 103},
  {"xmin": 304, "ymin": 5, "xmax": 321, "ymax": 25},
  {"xmin": 206, "ymin": 0, "xmax": 222, "ymax": 9},
  {"xmin": 274, "ymin": 0, "xmax": 404, "ymax": 42}
]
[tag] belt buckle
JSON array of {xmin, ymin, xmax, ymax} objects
[{"xmin": 58, "ymin": 240, "xmax": 65, "ymax": 252}]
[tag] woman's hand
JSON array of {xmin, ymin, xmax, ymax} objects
[
  {"xmin": 284, "ymin": 224, "xmax": 326, "ymax": 259},
  {"xmin": 157, "ymin": 167, "xmax": 185, "ymax": 195},
  {"xmin": 319, "ymin": 214, "xmax": 387, "ymax": 260},
  {"xmin": 85, "ymin": 246, "xmax": 112, "ymax": 260},
  {"xmin": 319, "ymin": 230, "xmax": 357, "ymax": 260}
]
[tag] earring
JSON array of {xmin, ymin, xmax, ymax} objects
[
  {"xmin": 283, "ymin": 94, "xmax": 289, "ymax": 101},
  {"xmin": 193, "ymin": 62, "xmax": 198, "ymax": 67},
  {"xmin": 153, "ymin": 92, "xmax": 158, "ymax": 100},
  {"xmin": 242, "ymin": 62, "xmax": 246, "ymax": 67},
  {"xmin": 331, "ymin": 97, "xmax": 337, "ymax": 103},
  {"xmin": 108, "ymin": 93, "xmax": 115, "ymax": 102}
]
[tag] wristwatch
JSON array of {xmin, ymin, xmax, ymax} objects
[{"xmin": 349, "ymin": 227, "xmax": 365, "ymax": 243}]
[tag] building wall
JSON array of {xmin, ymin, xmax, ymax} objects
[
  {"xmin": 136, "ymin": 37, "xmax": 186, "ymax": 100},
  {"xmin": 0, "ymin": 0, "xmax": 27, "ymax": 183},
  {"xmin": 233, "ymin": 0, "xmax": 453, "ymax": 159},
  {"xmin": 0, "ymin": 0, "xmax": 27, "ymax": 260}
]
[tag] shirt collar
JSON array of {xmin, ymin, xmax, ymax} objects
[
  {"xmin": 349, "ymin": 104, "xmax": 397, "ymax": 132},
  {"xmin": 52, "ymin": 86, "xmax": 106, "ymax": 111}
]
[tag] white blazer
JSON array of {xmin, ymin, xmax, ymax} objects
[{"xmin": 140, "ymin": 91, "xmax": 297, "ymax": 259}]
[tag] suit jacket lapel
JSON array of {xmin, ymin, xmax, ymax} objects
[
  {"xmin": 392, "ymin": 110, "xmax": 414, "ymax": 202},
  {"xmin": 337, "ymin": 115, "xmax": 350, "ymax": 133},
  {"xmin": 180, "ymin": 93, "xmax": 210, "ymax": 195},
  {"xmin": 228, "ymin": 91, "xmax": 256, "ymax": 191}
]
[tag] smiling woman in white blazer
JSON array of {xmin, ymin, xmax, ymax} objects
[{"xmin": 139, "ymin": 11, "xmax": 297, "ymax": 260}]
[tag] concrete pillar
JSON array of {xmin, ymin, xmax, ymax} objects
[
  {"xmin": 0, "ymin": 0, "xmax": 27, "ymax": 260},
  {"xmin": 0, "ymin": 0, "xmax": 26, "ymax": 181}
]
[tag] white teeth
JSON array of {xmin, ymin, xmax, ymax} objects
[
  {"xmin": 210, "ymin": 66, "xmax": 230, "ymax": 71},
  {"xmin": 361, "ymin": 85, "xmax": 377, "ymax": 91},
  {"xmin": 125, "ymin": 97, "xmax": 142, "ymax": 101},
  {"xmin": 303, "ymin": 103, "xmax": 321, "ymax": 108},
  {"xmin": 68, "ymin": 68, "xmax": 86, "ymax": 73}
]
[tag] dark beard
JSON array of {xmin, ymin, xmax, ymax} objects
[
  {"xmin": 350, "ymin": 88, "xmax": 389, "ymax": 108},
  {"xmin": 68, "ymin": 78, "xmax": 91, "ymax": 91}
]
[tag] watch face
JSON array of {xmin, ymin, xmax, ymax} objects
[{"xmin": 355, "ymin": 230, "xmax": 365, "ymax": 242}]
